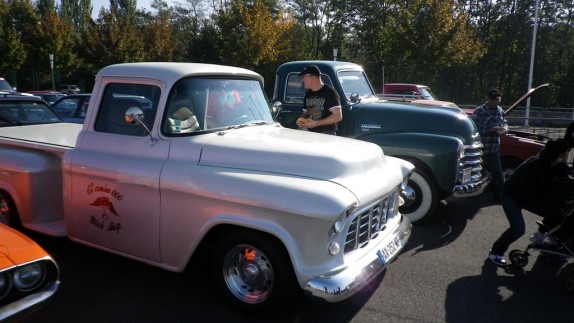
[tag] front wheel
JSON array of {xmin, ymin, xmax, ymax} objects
[
  {"xmin": 509, "ymin": 249, "xmax": 529, "ymax": 268},
  {"xmin": 210, "ymin": 229, "xmax": 297, "ymax": 314},
  {"xmin": 399, "ymin": 169, "xmax": 437, "ymax": 224}
]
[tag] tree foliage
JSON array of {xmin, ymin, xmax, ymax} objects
[{"xmin": 0, "ymin": 0, "xmax": 573, "ymax": 108}]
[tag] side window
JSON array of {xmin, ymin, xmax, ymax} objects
[
  {"xmin": 94, "ymin": 83, "xmax": 160, "ymax": 136},
  {"xmin": 284, "ymin": 73, "xmax": 333, "ymax": 103}
]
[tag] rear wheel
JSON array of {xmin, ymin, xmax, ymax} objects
[
  {"xmin": 210, "ymin": 229, "xmax": 297, "ymax": 314},
  {"xmin": 399, "ymin": 169, "xmax": 437, "ymax": 224},
  {"xmin": 0, "ymin": 191, "xmax": 21, "ymax": 228}
]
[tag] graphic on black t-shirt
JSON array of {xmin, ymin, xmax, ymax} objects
[{"xmin": 303, "ymin": 85, "xmax": 341, "ymax": 133}]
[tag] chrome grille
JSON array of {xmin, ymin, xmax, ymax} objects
[
  {"xmin": 344, "ymin": 193, "xmax": 394, "ymax": 254},
  {"xmin": 459, "ymin": 136, "xmax": 484, "ymax": 184}
]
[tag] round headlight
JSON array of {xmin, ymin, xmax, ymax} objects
[
  {"xmin": 328, "ymin": 241, "xmax": 341, "ymax": 256},
  {"xmin": 0, "ymin": 271, "xmax": 11, "ymax": 299},
  {"xmin": 13, "ymin": 263, "xmax": 45, "ymax": 291}
]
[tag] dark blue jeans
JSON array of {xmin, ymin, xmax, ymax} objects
[
  {"xmin": 483, "ymin": 151, "xmax": 504, "ymax": 199},
  {"xmin": 491, "ymin": 194, "xmax": 525, "ymax": 255},
  {"xmin": 491, "ymin": 194, "xmax": 562, "ymax": 255}
]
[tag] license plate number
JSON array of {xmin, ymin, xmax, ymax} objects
[
  {"xmin": 462, "ymin": 168, "xmax": 472, "ymax": 184},
  {"xmin": 377, "ymin": 236, "xmax": 402, "ymax": 265}
]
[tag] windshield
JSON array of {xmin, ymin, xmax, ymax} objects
[
  {"xmin": 337, "ymin": 71, "xmax": 376, "ymax": 100},
  {"xmin": 163, "ymin": 78, "xmax": 273, "ymax": 134},
  {"xmin": 418, "ymin": 87, "xmax": 439, "ymax": 100},
  {"xmin": 0, "ymin": 100, "xmax": 62, "ymax": 126}
]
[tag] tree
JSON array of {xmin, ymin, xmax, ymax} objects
[
  {"xmin": 0, "ymin": 0, "xmax": 26, "ymax": 75},
  {"xmin": 82, "ymin": 7, "xmax": 146, "ymax": 70}
]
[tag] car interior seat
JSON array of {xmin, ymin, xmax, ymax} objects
[{"xmin": 166, "ymin": 97, "xmax": 199, "ymax": 133}]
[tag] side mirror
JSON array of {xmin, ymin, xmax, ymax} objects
[
  {"xmin": 125, "ymin": 106, "xmax": 144, "ymax": 125},
  {"xmin": 125, "ymin": 106, "xmax": 158, "ymax": 146},
  {"xmin": 271, "ymin": 101, "xmax": 282, "ymax": 119}
]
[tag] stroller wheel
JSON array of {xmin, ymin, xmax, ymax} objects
[
  {"xmin": 564, "ymin": 272, "xmax": 574, "ymax": 294},
  {"xmin": 509, "ymin": 249, "xmax": 529, "ymax": 268}
]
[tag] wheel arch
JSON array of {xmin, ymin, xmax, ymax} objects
[{"xmin": 200, "ymin": 224, "xmax": 297, "ymax": 276}]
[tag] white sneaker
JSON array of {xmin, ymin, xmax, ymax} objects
[{"xmin": 488, "ymin": 252, "xmax": 507, "ymax": 266}]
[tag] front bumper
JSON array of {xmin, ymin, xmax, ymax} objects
[
  {"xmin": 303, "ymin": 215, "xmax": 412, "ymax": 302},
  {"xmin": 452, "ymin": 171, "xmax": 491, "ymax": 198}
]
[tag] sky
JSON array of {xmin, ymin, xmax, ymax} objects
[{"xmin": 87, "ymin": 0, "xmax": 175, "ymax": 18}]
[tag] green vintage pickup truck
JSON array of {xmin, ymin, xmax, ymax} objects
[{"xmin": 272, "ymin": 60, "xmax": 490, "ymax": 223}]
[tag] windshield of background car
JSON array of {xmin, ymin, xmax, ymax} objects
[
  {"xmin": 0, "ymin": 79, "xmax": 13, "ymax": 91},
  {"xmin": 0, "ymin": 100, "xmax": 62, "ymax": 126},
  {"xmin": 163, "ymin": 78, "xmax": 273, "ymax": 135},
  {"xmin": 337, "ymin": 71, "xmax": 375, "ymax": 100},
  {"xmin": 283, "ymin": 73, "xmax": 334, "ymax": 103},
  {"xmin": 419, "ymin": 87, "xmax": 439, "ymax": 100}
]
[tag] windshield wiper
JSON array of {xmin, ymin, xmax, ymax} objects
[{"xmin": 217, "ymin": 121, "xmax": 270, "ymax": 135}]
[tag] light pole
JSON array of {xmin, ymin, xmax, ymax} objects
[
  {"xmin": 49, "ymin": 54, "xmax": 55, "ymax": 90},
  {"xmin": 525, "ymin": 0, "xmax": 540, "ymax": 127},
  {"xmin": 333, "ymin": 48, "xmax": 338, "ymax": 61}
]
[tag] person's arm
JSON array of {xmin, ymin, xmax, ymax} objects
[{"xmin": 305, "ymin": 107, "xmax": 342, "ymax": 128}]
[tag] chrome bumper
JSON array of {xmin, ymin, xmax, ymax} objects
[
  {"xmin": 303, "ymin": 215, "xmax": 412, "ymax": 302},
  {"xmin": 452, "ymin": 171, "xmax": 491, "ymax": 198}
]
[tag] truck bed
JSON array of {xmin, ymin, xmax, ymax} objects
[{"xmin": 0, "ymin": 123, "xmax": 82, "ymax": 153}]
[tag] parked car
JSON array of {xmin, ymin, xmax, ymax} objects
[
  {"xmin": 0, "ymin": 224, "xmax": 60, "ymax": 321},
  {"xmin": 0, "ymin": 94, "xmax": 63, "ymax": 126},
  {"xmin": 273, "ymin": 61, "xmax": 488, "ymax": 224},
  {"xmin": 51, "ymin": 94, "xmax": 90, "ymax": 123},
  {"xmin": 0, "ymin": 78, "xmax": 15, "ymax": 92},
  {"xmin": 59, "ymin": 84, "xmax": 80, "ymax": 95},
  {"xmin": 26, "ymin": 91, "xmax": 66, "ymax": 105},
  {"xmin": 0, "ymin": 62, "xmax": 414, "ymax": 313},
  {"xmin": 1, "ymin": 78, "xmax": 34, "ymax": 96}
]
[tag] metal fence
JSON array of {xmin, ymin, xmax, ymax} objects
[{"xmin": 505, "ymin": 106, "xmax": 573, "ymax": 139}]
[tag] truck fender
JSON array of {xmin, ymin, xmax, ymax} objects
[
  {"xmin": 0, "ymin": 148, "xmax": 64, "ymax": 227},
  {"xmin": 357, "ymin": 132, "xmax": 463, "ymax": 194}
]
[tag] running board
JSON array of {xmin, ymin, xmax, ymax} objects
[{"xmin": 24, "ymin": 219, "xmax": 67, "ymax": 237}]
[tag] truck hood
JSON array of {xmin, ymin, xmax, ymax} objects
[
  {"xmin": 197, "ymin": 125, "xmax": 408, "ymax": 199},
  {"xmin": 353, "ymin": 101, "xmax": 477, "ymax": 143}
]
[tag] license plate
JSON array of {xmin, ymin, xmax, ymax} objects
[
  {"xmin": 377, "ymin": 236, "xmax": 402, "ymax": 265},
  {"xmin": 462, "ymin": 168, "xmax": 472, "ymax": 184}
]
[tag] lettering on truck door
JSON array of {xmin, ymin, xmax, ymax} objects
[{"xmin": 66, "ymin": 82, "xmax": 168, "ymax": 262}]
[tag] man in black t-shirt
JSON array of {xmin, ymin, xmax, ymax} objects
[{"xmin": 295, "ymin": 65, "xmax": 342, "ymax": 135}]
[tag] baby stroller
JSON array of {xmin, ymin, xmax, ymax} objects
[{"xmin": 508, "ymin": 173, "xmax": 574, "ymax": 293}]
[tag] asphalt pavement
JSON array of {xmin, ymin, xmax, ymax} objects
[{"xmin": 22, "ymin": 188, "xmax": 574, "ymax": 322}]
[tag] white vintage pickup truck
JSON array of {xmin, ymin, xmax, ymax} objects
[{"xmin": 0, "ymin": 62, "xmax": 413, "ymax": 313}]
